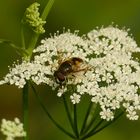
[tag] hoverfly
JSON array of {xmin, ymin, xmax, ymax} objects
[{"xmin": 54, "ymin": 57, "xmax": 88, "ymax": 85}]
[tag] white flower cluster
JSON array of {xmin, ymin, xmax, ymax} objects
[
  {"xmin": 0, "ymin": 60, "xmax": 53, "ymax": 88},
  {"xmin": 1, "ymin": 26, "xmax": 140, "ymax": 121},
  {"xmin": 86, "ymin": 26, "xmax": 140, "ymax": 121},
  {"xmin": 0, "ymin": 118, "xmax": 26, "ymax": 140}
]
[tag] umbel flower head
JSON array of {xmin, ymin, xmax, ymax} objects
[
  {"xmin": 1, "ymin": 26, "xmax": 140, "ymax": 121},
  {"xmin": 0, "ymin": 118, "xmax": 26, "ymax": 140},
  {"xmin": 23, "ymin": 2, "xmax": 46, "ymax": 34}
]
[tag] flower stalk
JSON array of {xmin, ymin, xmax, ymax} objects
[
  {"xmin": 81, "ymin": 111, "xmax": 124, "ymax": 140},
  {"xmin": 31, "ymin": 83, "xmax": 76, "ymax": 139},
  {"xmin": 63, "ymin": 95, "xmax": 75, "ymax": 132},
  {"xmin": 80, "ymin": 102, "xmax": 93, "ymax": 135},
  {"xmin": 74, "ymin": 104, "xmax": 79, "ymax": 138},
  {"xmin": 22, "ymin": 82, "xmax": 29, "ymax": 140},
  {"xmin": 21, "ymin": 24, "xmax": 26, "ymax": 49},
  {"xmin": 41, "ymin": 0, "xmax": 55, "ymax": 20},
  {"xmin": 82, "ymin": 104, "xmax": 100, "ymax": 135}
]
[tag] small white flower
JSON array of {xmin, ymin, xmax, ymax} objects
[
  {"xmin": 91, "ymin": 95, "xmax": 101, "ymax": 103},
  {"xmin": 100, "ymin": 108, "xmax": 114, "ymax": 121},
  {"xmin": 57, "ymin": 86, "xmax": 67, "ymax": 97},
  {"xmin": 70, "ymin": 93, "xmax": 81, "ymax": 104},
  {"xmin": 1, "ymin": 118, "xmax": 26, "ymax": 140},
  {"xmin": 126, "ymin": 111, "xmax": 139, "ymax": 120}
]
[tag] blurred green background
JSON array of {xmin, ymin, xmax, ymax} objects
[{"xmin": 0, "ymin": 0, "xmax": 140, "ymax": 140}]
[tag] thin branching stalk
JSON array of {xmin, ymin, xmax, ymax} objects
[
  {"xmin": 81, "ymin": 111, "xmax": 124, "ymax": 140},
  {"xmin": 82, "ymin": 104, "xmax": 100, "ymax": 134},
  {"xmin": 31, "ymin": 83, "xmax": 75, "ymax": 139},
  {"xmin": 81, "ymin": 119, "xmax": 104, "ymax": 140},
  {"xmin": 74, "ymin": 104, "xmax": 79, "ymax": 138},
  {"xmin": 80, "ymin": 102, "xmax": 93, "ymax": 135},
  {"xmin": 90, "ymin": 111, "xmax": 124, "ymax": 136},
  {"xmin": 62, "ymin": 95, "xmax": 75, "ymax": 133}
]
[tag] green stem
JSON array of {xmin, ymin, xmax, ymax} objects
[
  {"xmin": 81, "ymin": 111, "xmax": 124, "ymax": 140},
  {"xmin": 26, "ymin": 34, "xmax": 39, "ymax": 58},
  {"xmin": 62, "ymin": 95, "xmax": 75, "ymax": 132},
  {"xmin": 80, "ymin": 102, "xmax": 93, "ymax": 135},
  {"xmin": 21, "ymin": 24, "xmax": 25, "ymax": 49},
  {"xmin": 22, "ymin": 82, "xmax": 29, "ymax": 140},
  {"xmin": 31, "ymin": 84, "xmax": 75, "ymax": 139},
  {"xmin": 90, "ymin": 111, "xmax": 124, "ymax": 136},
  {"xmin": 74, "ymin": 104, "xmax": 79, "ymax": 138},
  {"xmin": 81, "ymin": 119, "xmax": 104, "ymax": 140},
  {"xmin": 82, "ymin": 104, "xmax": 99, "ymax": 134},
  {"xmin": 27, "ymin": 0, "xmax": 55, "ymax": 58},
  {"xmin": 0, "ymin": 39, "xmax": 28, "ymax": 56},
  {"xmin": 41, "ymin": 0, "xmax": 55, "ymax": 20}
]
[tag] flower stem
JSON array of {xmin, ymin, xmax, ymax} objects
[
  {"xmin": 41, "ymin": 0, "xmax": 55, "ymax": 20},
  {"xmin": 82, "ymin": 104, "xmax": 99, "ymax": 135},
  {"xmin": 91, "ymin": 111, "xmax": 124, "ymax": 136},
  {"xmin": 80, "ymin": 102, "xmax": 93, "ymax": 135},
  {"xmin": 62, "ymin": 95, "xmax": 75, "ymax": 132},
  {"xmin": 74, "ymin": 104, "xmax": 79, "ymax": 138},
  {"xmin": 81, "ymin": 119, "xmax": 104, "ymax": 140},
  {"xmin": 31, "ymin": 83, "xmax": 75, "ymax": 139},
  {"xmin": 81, "ymin": 111, "xmax": 124, "ymax": 140},
  {"xmin": 26, "ymin": 34, "xmax": 39, "ymax": 58},
  {"xmin": 21, "ymin": 24, "xmax": 25, "ymax": 49},
  {"xmin": 22, "ymin": 82, "xmax": 29, "ymax": 140}
]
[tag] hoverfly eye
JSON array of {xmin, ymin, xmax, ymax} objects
[{"xmin": 54, "ymin": 71, "xmax": 65, "ymax": 83}]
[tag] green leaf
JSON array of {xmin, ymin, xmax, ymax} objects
[{"xmin": 0, "ymin": 39, "xmax": 28, "ymax": 56}]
